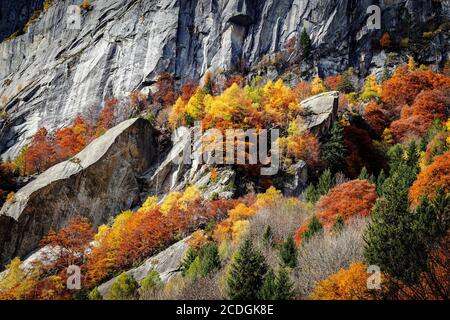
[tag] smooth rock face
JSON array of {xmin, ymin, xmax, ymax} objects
[
  {"xmin": 302, "ymin": 91, "xmax": 339, "ymax": 138},
  {"xmin": 97, "ymin": 236, "xmax": 191, "ymax": 298},
  {"xmin": 0, "ymin": 0, "xmax": 448, "ymax": 159},
  {"xmin": 0, "ymin": 118, "xmax": 154, "ymax": 267}
]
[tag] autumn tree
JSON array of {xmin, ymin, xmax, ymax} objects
[
  {"xmin": 409, "ymin": 150, "xmax": 450, "ymax": 205},
  {"xmin": 316, "ymin": 179, "xmax": 377, "ymax": 229},
  {"xmin": 390, "ymin": 89, "xmax": 449, "ymax": 142},
  {"xmin": 154, "ymin": 72, "xmax": 176, "ymax": 107},
  {"xmin": 360, "ymin": 75, "xmax": 382, "ymax": 102},
  {"xmin": 311, "ymin": 262, "xmax": 387, "ymax": 300},
  {"xmin": 311, "ymin": 75, "xmax": 327, "ymax": 95},
  {"xmin": 40, "ymin": 216, "xmax": 94, "ymax": 276},
  {"xmin": 23, "ymin": 128, "xmax": 55, "ymax": 175},
  {"xmin": 364, "ymin": 101, "xmax": 389, "ymax": 137},
  {"xmin": 380, "ymin": 32, "xmax": 392, "ymax": 48}
]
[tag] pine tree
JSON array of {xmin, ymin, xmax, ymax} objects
[
  {"xmin": 358, "ymin": 167, "xmax": 369, "ymax": 180},
  {"xmin": 258, "ymin": 268, "xmax": 276, "ymax": 300},
  {"xmin": 227, "ymin": 239, "xmax": 268, "ymax": 300},
  {"xmin": 199, "ymin": 243, "xmax": 221, "ymax": 276},
  {"xmin": 376, "ymin": 169, "xmax": 386, "ymax": 195},
  {"xmin": 304, "ymin": 183, "xmax": 319, "ymax": 203},
  {"xmin": 300, "ymin": 28, "xmax": 311, "ymax": 56},
  {"xmin": 364, "ymin": 152, "xmax": 423, "ymax": 285},
  {"xmin": 274, "ymin": 268, "xmax": 295, "ymax": 300},
  {"xmin": 303, "ymin": 216, "xmax": 323, "ymax": 243},
  {"xmin": 322, "ymin": 123, "xmax": 347, "ymax": 174},
  {"xmin": 263, "ymin": 225, "xmax": 273, "ymax": 247},
  {"xmin": 317, "ymin": 169, "xmax": 334, "ymax": 197},
  {"xmin": 279, "ymin": 235, "xmax": 297, "ymax": 268},
  {"xmin": 180, "ymin": 247, "xmax": 198, "ymax": 276}
]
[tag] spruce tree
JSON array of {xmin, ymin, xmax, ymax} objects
[
  {"xmin": 364, "ymin": 150, "xmax": 422, "ymax": 285},
  {"xmin": 180, "ymin": 247, "xmax": 198, "ymax": 276},
  {"xmin": 358, "ymin": 166, "xmax": 369, "ymax": 180},
  {"xmin": 304, "ymin": 183, "xmax": 319, "ymax": 203},
  {"xmin": 274, "ymin": 268, "xmax": 295, "ymax": 300},
  {"xmin": 279, "ymin": 235, "xmax": 297, "ymax": 268},
  {"xmin": 258, "ymin": 268, "xmax": 276, "ymax": 300},
  {"xmin": 300, "ymin": 28, "xmax": 311, "ymax": 56},
  {"xmin": 322, "ymin": 123, "xmax": 347, "ymax": 174},
  {"xmin": 199, "ymin": 243, "xmax": 221, "ymax": 276},
  {"xmin": 227, "ymin": 239, "xmax": 268, "ymax": 300},
  {"xmin": 316, "ymin": 169, "xmax": 334, "ymax": 197},
  {"xmin": 303, "ymin": 215, "xmax": 323, "ymax": 243},
  {"xmin": 376, "ymin": 169, "xmax": 386, "ymax": 195},
  {"xmin": 88, "ymin": 287, "xmax": 103, "ymax": 300}
]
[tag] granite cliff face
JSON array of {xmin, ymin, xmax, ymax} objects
[
  {"xmin": 0, "ymin": 0, "xmax": 448, "ymax": 160},
  {"xmin": 0, "ymin": 118, "xmax": 154, "ymax": 266}
]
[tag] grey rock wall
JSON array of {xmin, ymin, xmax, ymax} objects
[
  {"xmin": 0, "ymin": 0, "xmax": 448, "ymax": 160},
  {"xmin": 0, "ymin": 117, "xmax": 154, "ymax": 267}
]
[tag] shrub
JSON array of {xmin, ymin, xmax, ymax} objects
[{"xmin": 107, "ymin": 273, "xmax": 139, "ymax": 300}]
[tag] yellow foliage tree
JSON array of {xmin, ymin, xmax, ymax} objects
[
  {"xmin": 360, "ymin": 75, "xmax": 382, "ymax": 102},
  {"xmin": 311, "ymin": 75, "xmax": 327, "ymax": 95}
]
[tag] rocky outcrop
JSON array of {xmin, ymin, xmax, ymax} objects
[
  {"xmin": 0, "ymin": 118, "xmax": 155, "ymax": 267},
  {"xmin": 302, "ymin": 91, "xmax": 339, "ymax": 138},
  {"xmin": 97, "ymin": 236, "xmax": 191, "ymax": 298},
  {"xmin": 0, "ymin": 0, "xmax": 448, "ymax": 160}
]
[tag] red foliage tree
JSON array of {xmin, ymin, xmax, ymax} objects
[
  {"xmin": 316, "ymin": 179, "xmax": 378, "ymax": 228},
  {"xmin": 409, "ymin": 150, "xmax": 450, "ymax": 206},
  {"xmin": 364, "ymin": 101, "xmax": 389, "ymax": 137},
  {"xmin": 24, "ymin": 128, "xmax": 56, "ymax": 175},
  {"xmin": 154, "ymin": 72, "xmax": 176, "ymax": 106},
  {"xmin": 390, "ymin": 89, "xmax": 449, "ymax": 142},
  {"xmin": 180, "ymin": 81, "xmax": 198, "ymax": 102},
  {"xmin": 381, "ymin": 66, "xmax": 450, "ymax": 120}
]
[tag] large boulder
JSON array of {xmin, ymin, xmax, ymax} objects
[
  {"xmin": 302, "ymin": 91, "xmax": 339, "ymax": 138},
  {"xmin": 97, "ymin": 236, "xmax": 191, "ymax": 298},
  {"xmin": 0, "ymin": 118, "xmax": 154, "ymax": 267}
]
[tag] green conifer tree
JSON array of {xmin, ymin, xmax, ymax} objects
[
  {"xmin": 279, "ymin": 235, "xmax": 297, "ymax": 268},
  {"xmin": 274, "ymin": 268, "xmax": 295, "ymax": 300},
  {"xmin": 227, "ymin": 239, "xmax": 268, "ymax": 300},
  {"xmin": 322, "ymin": 123, "xmax": 347, "ymax": 174}
]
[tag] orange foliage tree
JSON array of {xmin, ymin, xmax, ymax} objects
[
  {"xmin": 316, "ymin": 179, "xmax": 377, "ymax": 228},
  {"xmin": 409, "ymin": 150, "xmax": 450, "ymax": 206},
  {"xmin": 390, "ymin": 89, "xmax": 449, "ymax": 142},
  {"xmin": 381, "ymin": 64, "xmax": 450, "ymax": 120},
  {"xmin": 23, "ymin": 128, "xmax": 56, "ymax": 175},
  {"xmin": 311, "ymin": 262, "xmax": 388, "ymax": 300},
  {"xmin": 380, "ymin": 32, "xmax": 392, "ymax": 48},
  {"xmin": 364, "ymin": 101, "xmax": 389, "ymax": 137}
]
